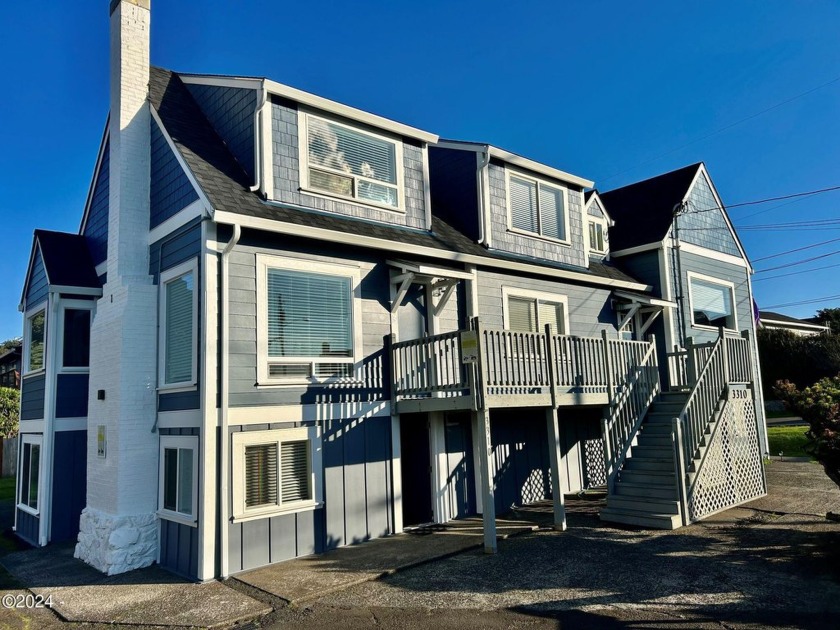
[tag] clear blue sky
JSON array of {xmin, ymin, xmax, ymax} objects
[{"xmin": 1, "ymin": 1, "xmax": 838, "ymax": 341}]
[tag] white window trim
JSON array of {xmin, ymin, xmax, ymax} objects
[
  {"xmin": 17, "ymin": 434, "xmax": 43, "ymax": 516},
  {"xmin": 686, "ymin": 271, "xmax": 739, "ymax": 332},
  {"xmin": 23, "ymin": 305, "xmax": 47, "ymax": 377},
  {"xmin": 501, "ymin": 286, "xmax": 570, "ymax": 334},
  {"xmin": 297, "ymin": 109, "xmax": 406, "ymax": 214},
  {"xmin": 587, "ymin": 217, "xmax": 608, "ymax": 255},
  {"xmin": 158, "ymin": 259, "xmax": 199, "ymax": 392},
  {"xmin": 231, "ymin": 426, "xmax": 322, "ymax": 523},
  {"xmin": 57, "ymin": 300, "xmax": 95, "ymax": 374},
  {"xmin": 256, "ymin": 254, "xmax": 363, "ymax": 387},
  {"xmin": 158, "ymin": 435, "xmax": 199, "ymax": 527},
  {"xmin": 505, "ymin": 167, "xmax": 572, "ymax": 246}
]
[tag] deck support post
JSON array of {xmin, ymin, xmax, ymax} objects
[
  {"xmin": 473, "ymin": 408, "xmax": 497, "ymax": 553},
  {"xmin": 546, "ymin": 407, "xmax": 567, "ymax": 531}
]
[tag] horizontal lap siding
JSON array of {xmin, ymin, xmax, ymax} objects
[
  {"xmin": 84, "ymin": 140, "xmax": 109, "ymax": 266},
  {"xmin": 25, "ymin": 248, "xmax": 48, "ymax": 310},
  {"xmin": 271, "ymin": 98, "xmax": 428, "ymax": 230},
  {"xmin": 227, "ymin": 416, "xmax": 392, "ymax": 573},
  {"xmin": 228, "ymin": 236, "xmax": 390, "ymax": 407},
  {"xmin": 151, "ymin": 219, "xmax": 203, "ymax": 411},
  {"xmin": 150, "ymin": 118, "xmax": 199, "ymax": 228},
  {"xmin": 487, "ymin": 162, "xmax": 587, "ymax": 269},
  {"xmin": 56, "ymin": 374, "xmax": 89, "ymax": 418},
  {"xmin": 20, "ymin": 374, "xmax": 46, "ymax": 420},
  {"xmin": 51, "ymin": 430, "xmax": 87, "ymax": 542},
  {"xmin": 476, "ymin": 270, "xmax": 617, "ymax": 336}
]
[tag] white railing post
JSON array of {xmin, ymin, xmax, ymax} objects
[
  {"xmin": 672, "ymin": 417, "xmax": 689, "ymax": 526},
  {"xmin": 601, "ymin": 329, "xmax": 614, "ymax": 399},
  {"xmin": 389, "ymin": 333, "xmax": 399, "ymax": 405},
  {"xmin": 685, "ymin": 337, "xmax": 696, "ymax": 385},
  {"xmin": 602, "ymin": 413, "xmax": 614, "ymax": 494},
  {"xmin": 719, "ymin": 327, "xmax": 729, "ymax": 385}
]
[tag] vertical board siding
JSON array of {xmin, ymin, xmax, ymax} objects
[
  {"xmin": 443, "ymin": 412, "xmax": 476, "ymax": 518},
  {"xmin": 228, "ymin": 416, "xmax": 392, "ymax": 573},
  {"xmin": 476, "ymin": 269, "xmax": 616, "ymax": 336},
  {"xmin": 428, "ymin": 147, "xmax": 480, "ymax": 240},
  {"xmin": 678, "ymin": 174, "xmax": 740, "ymax": 256},
  {"xmin": 271, "ymin": 98, "xmax": 428, "ymax": 230},
  {"xmin": 56, "ymin": 374, "xmax": 89, "ymax": 418},
  {"xmin": 487, "ymin": 161, "xmax": 587, "ymax": 269},
  {"xmin": 150, "ymin": 118, "xmax": 199, "ymax": 228},
  {"xmin": 16, "ymin": 509, "xmax": 39, "ymax": 546},
  {"xmin": 185, "ymin": 84, "xmax": 257, "ymax": 181},
  {"xmin": 20, "ymin": 374, "xmax": 46, "ymax": 420},
  {"xmin": 50, "ymin": 430, "xmax": 87, "ymax": 542},
  {"xmin": 158, "ymin": 427, "xmax": 200, "ymax": 579},
  {"xmin": 25, "ymin": 248, "xmax": 49, "ymax": 309},
  {"xmin": 84, "ymin": 139, "xmax": 110, "ymax": 266},
  {"xmin": 489, "ymin": 410, "xmax": 551, "ymax": 513},
  {"xmin": 227, "ymin": 237, "xmax": 390, "ymax": 407}
]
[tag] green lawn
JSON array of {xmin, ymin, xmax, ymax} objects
[
  {"xmin": 767, "ymin": 425, "xmax": 814, "ymax": 459},
  {"xmin": 0, "ymin": 476, "xmax": 14, "ymax": 502}
]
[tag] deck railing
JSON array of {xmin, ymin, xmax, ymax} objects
[
  {"xmin": 603, "ymin": 337, "xmax": 660, "ymax": 493},
  {"xmin": 481, "ymin": 329, "xmax": 551, "ymax": 394},
  {"xmin": 391, "ymin": 330, "xmax": 468, "ymax": 399}
]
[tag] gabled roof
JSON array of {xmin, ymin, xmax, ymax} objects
[
  {"xmin": 150, "ymin": 67, "xmax": 646, "ymax": 291},
  {"xmin": 760, "ymin": 310, "xmax": 831, "ymax": 331},
  {"xmin": 34, "ymin": 230, "xmax": 100, "ymax": 288},
  {"xmin": 599, "ymin": 163, "xmax": 701, "ymax": 251},
  {"xmin": 584, "ymin": 190, "xmax": 613, "ymax": 225}
]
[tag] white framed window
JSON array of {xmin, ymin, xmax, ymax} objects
[
  {"xmin": 17, "ymin": 434, "xmax": 42, "ymax": 516},
  {"xmin": 299, "ymin": 110, "xmax": 405, "ymax": 212},
  {"xmin": 58, "ymin": 301, "xmax": 94, "ymax": 372},
  {"xmin": 256, "ymin": 255, "xmax": 363, "ymax": 385},
  {"xmin": 231, "ymin": 426, "xmax": 322, "ymax": 522},
  {"xmin": 23, "ymin": 306, "xmax": 46, "ymax": 375},
  {"xmin": 502, "ymin": 287, "xmax": 569, "ymax": 335},
  {"xmin": 158, "ymin": 259, "xmax": 198, "ymax": 390},
  {"xmin": 687, "ymin": 272, "xmax": 738, "ymax": 331},
  {"xmin": 506, "ymin": 168, "xmax": 570, "ymax": 244},
  {"xmin": 588, "ymin": 219, "xmax": 607, "ymax": 254},
  {"xmin": 158, "ymin": 435, "xmax": 199, "ymax": 526}
]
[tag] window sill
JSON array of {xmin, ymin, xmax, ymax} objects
[
  {"xmin": 256, "ymin": 378, "xmax": 366, "ymax": 389},
  {"xmin": 507, "ymin": 227, "xmax": 572, "ymax": 248},
  {"xmin": 231, "ymin": 501, "xmax": 322, "ymax": 524},
  {"xmin": 16, "ymin": 504, "xmax": 39, "ymax": 517},
  {"xmin": 691, "ymin": 323, "xmax": 738, "ymax": 333},
  {"xmin": 298, "ymin": 186, "xmax": 406, "ymax": 215},
  {"xmin": 157, "ymin": 382, "xmax": 198, "ymax": 394},
  {"xmin": 22, "ymin": 370, "xmax": 45, "ymax": 379},
  {"xmin": 157, "ymin": 510, "xmax": 198, "ymax": 528},
  {"xmin": 58, "ymin": 366, "xmax": 90, "ymax": 374}
]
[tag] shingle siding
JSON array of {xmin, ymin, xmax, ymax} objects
[
  {"xmin": 84, "ymin": 140, "xmax": 109, "ymax": 266},
  {"xmin": 150, "ymin": 118, "xmax": 199, "ymax": 228},
  {"xmin": 25, "ymin": 248, "xmax": 49, "ymax": 310},
  {"xmin": 678, "ymin": 173, "xmax": 740, "ymax": 256},
  {"xmin": 185, "ymin": 84, "xmax": 257, "ymax": 182},
  {"xmin": 271, "ymin": 98, "xmax": 428, "ymax": 230},
  {"xmin": 487, "ymin": 161, "xmax": 587, "ymax": 268}
]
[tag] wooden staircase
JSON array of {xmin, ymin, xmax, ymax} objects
[{"xmin": 600, "ymin": 391, "xmax": 688, "ymax": 529}]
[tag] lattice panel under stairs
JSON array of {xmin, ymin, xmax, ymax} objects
[
  {"xmin": 688, "ymin": 395, "xmax": 766, "ymax": 521},
  {"xmin": 583, "ymin": 438, "xmax": 607, "ymax": 488}
]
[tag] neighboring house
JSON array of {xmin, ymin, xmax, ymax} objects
[
  {"xmin": 0, "ymin": 342, "xmax": 22, "ymax": 389},
  {"xmin": 15, "ymin": 1, "xmax": 767, "ymax": 582},
  {"xmin": 759, "ymin": 310, "xmax": 831, "ymax": 337}
]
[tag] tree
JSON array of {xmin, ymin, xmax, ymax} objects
[
  {"xmin": 775, "ymin": 377, "xmax": 840, "ymax": 489},
  {"xmin": 815, "ymin": 308, "xmax": 840, "ymax": 334},
  {"xmin": 0, "ymin": 338, "xmax": 21, "ymax": 354},
  {"xmin": 757, "ymin": 328, "xmax": 840, "ymax": 389},
  {"xmin": 0, "ymin": 387, "xmax": 19, "ymax": 438}
]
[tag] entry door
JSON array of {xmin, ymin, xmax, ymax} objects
[{"xmin": 400, "ymin": 414, "xmax": 433, "ymax": 526}]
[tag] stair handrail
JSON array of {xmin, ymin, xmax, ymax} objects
[{"xmin": 603, "ymin": 335, "xmax": 660, "ymax": 493}]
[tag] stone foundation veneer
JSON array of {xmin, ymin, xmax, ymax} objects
[{"xmin": 75, "ymin": 507, "xmax": 158, "ymax": 575}]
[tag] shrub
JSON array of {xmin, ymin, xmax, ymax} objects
[
  {"xmin": 758, "ymin": 328, "xmax": 840, "ymax": 388},
  {"xmin": 0, "ymin": 387, "xmax": 19, "ymax": 438},
  {"xmin": 774, "ymin": 376, "xmax": 840, "ymax": 487}
]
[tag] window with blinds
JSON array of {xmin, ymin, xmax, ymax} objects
[
  {"xmin": 241, "ymin": 437, "xmax": 312, "ymax": 512},
  {"xmin": 509, "ymin": 174, "xmax": 567, "ymax": 241},
  {"xmin": 506, "ymin": 295, "xmax": 566, "ymax": 334},
  {"xmin": 690, "ymin": 277, "xmax": 736, "ymax": 329},
  {"xmin": 245, "ymin": 444, "xmax": 278, "ymax": 508},
  {"xmin": 161, "ymin": 267, "xmax": 195, "ymax": 386},
  {"xmin": 266, "ymin": 268, "xmax": 354, "ymax": 379},
  {"xmin": 305, "ymin": 114, "xmax": 400, "ymax": 209}
]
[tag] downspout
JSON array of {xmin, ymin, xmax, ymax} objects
[
  {"xmin": 477, "ymin": 146, "xmax": 492, "ymax": 248},
  {"xmin": 219, "ymin": 223, "xmax": 241, "ymax": 579},
  {"xmin": 671, "ymin": 202, "xmax": 686, "ymax": 348},
  {"xmin": 249, "ymin": 82, "xmax": 268, "ymax": 194}
]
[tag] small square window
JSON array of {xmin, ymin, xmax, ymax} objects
[
  {"xmin": 505, "ymin": 291, "xmax": 568, "ymax": 335},
  {"xmin": 159, "ymin": 436, "xmax": 198, "ymax": 523}
]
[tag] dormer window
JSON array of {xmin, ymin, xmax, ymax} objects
[
  {"xmin": 507, "ymin": 170, "xmax": 569, "ymax": 243},
  {"xmin": 300, "ymin": 112, "xmax": 404, "ymax": 212},
  {"xmin": 588, "ymin": 220, "xmax": 606, "ymax": 254}
]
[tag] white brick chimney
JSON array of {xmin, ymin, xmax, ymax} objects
[{"xmin": 75, "ymin": 0, "xmax": 160, "ymax": 575}]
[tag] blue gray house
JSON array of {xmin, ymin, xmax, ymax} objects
[{"xmin": 15, "ymin": 0, "xmax": 767, "ymax": 581}]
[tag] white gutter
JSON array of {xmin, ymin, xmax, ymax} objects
[
  {"xmin": 249, "ymin": 81, "xmax": 268, "ymax": 194},
  {"xmin": 212, "ymin": 209, "xmax": 651, "ymax": 292},
  {"xmin": 219, "ymin": 223, "xmax": 241, "ymax": 578},
  {"xmin": 477, "ymin": 146, "xmax": 492, "ymax": 248}
]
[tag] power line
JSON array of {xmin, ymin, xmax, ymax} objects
[
  {"xmin": 751, "ymin": 236, "xmax": 840, "ymax": 262},
  {"xmin": 753, "ymin": 261, "xmax": 840, "ymax": 282},
  {"xmin": 756, "ymin": 250, "xmax": 840, "ymax": 273},
  {"xmin": 763, "ymin": 294, "xmax": 840, "ymax": 309},
  {"xmin": 599, "ymin": 74, "xmax": 840, "ymax": 185},
  {"xmin": 681, "ymin": 184, "xmax": 840, "ymax": 215}
]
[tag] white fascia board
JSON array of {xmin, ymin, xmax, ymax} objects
[
  {"xmin": 48, "ymin": 286, "xmax": 103, "ymax": 297},
  {"xmin": 683, "ymin": 164, "xmax": 752, "ymax": 272},
  {"xmin": 387, "ymin": 259, "xmax": 475, "ymax": 281},
  {"xmin": 212, "ymin": 210, "xmax": 651, "ymax": 292},
  {"xmin": 433, "ymin": 140, "xmax": 594, "ymax": 189},
  {"xmin": 761, "ymin": 319, "xmax": 829, "ymax": 331},
  {"xmin": 262, "ymin": 79, "xmax": 438, "ymax": 144},
  {"xmin": 148, "ymin": 200, "xmax": 207, "ymax": 245},
  {"xmin": 19, "ymin": 240, "xmax": 42, "ymax": 311},
  {"xmin": 613, "ymin": 289, "xmax": 676, "ymax": 309},
  {"xmin": 610, "ymin": 242, "xmax": 663, "ymax": 258},
  {"xmin": 178, "ymin": 74, "xmax": 264, "ymax": 91},
  {"xmin": 678, "ymin": 242, "xmax": 748, "ymax": 269}
]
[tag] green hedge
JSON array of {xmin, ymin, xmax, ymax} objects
[{"xmin": 758, "ymin": 329, "xmax": 840, "ymax": 389}]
